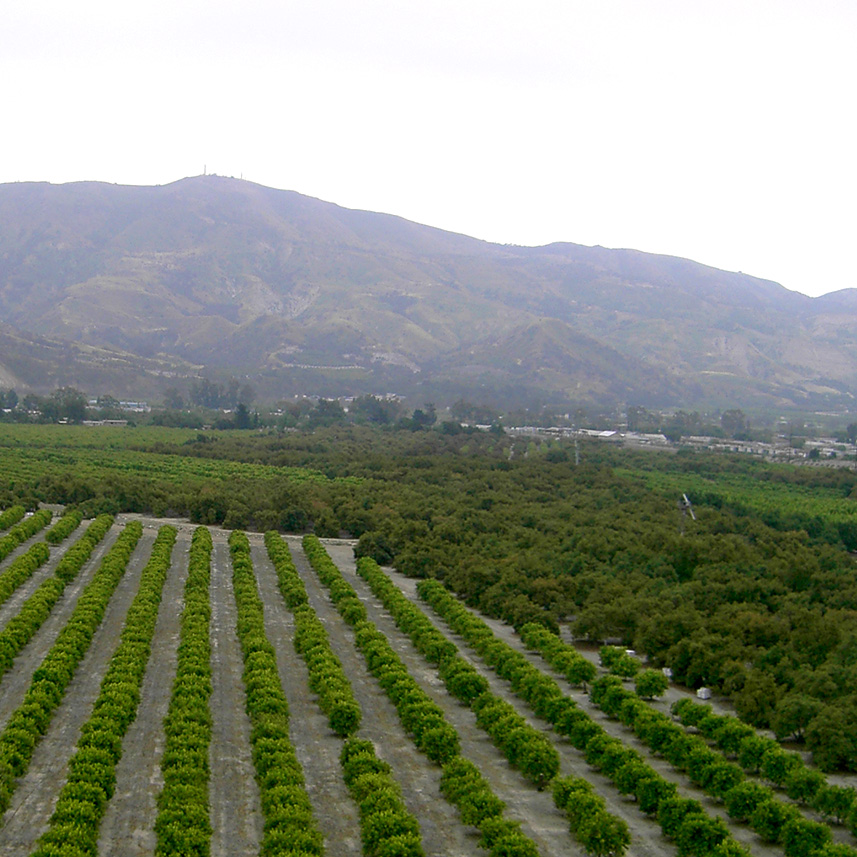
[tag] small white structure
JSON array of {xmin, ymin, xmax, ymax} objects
[
  {"xmin": 662, "ymin": 667, "xmax": 673, "ymax": 679},
  {"xmin": 696, "ymin": 687, "xmax": 712, "ymax": 700}
]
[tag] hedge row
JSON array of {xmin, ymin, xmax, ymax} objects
[
  {"xmin": 31, "ymin": 525, "xmax": 177, "ymax": 857},
  {"xmin": 417, "ymin": 578, "xmax": 758, "ymax": 857},
  {"xmin": 356, "ymin": 557, "xmax": 457, "ymax": 666},
  {"xmin": 672, "ymin": 698, "xmax": 857, "ymax": 838},
  {"xmin": 356, "ymin": 557, "xmax": 558, "ymax": 790},
  {"xmin": 303, "ymin": 537, "xmax": 542, "ymax": 857},
  {"xmin": 229, "ymin": 530, "xmax": 325, "ymax": 856},
  {"xmin": 44, "ymin": 509, "xmax": 84, "ymax": 545},
  {"xmin": 302, "ymin": 536, "xmax": 368, "ymax": 624},
  {"xmin": 0, "ymin": 505, "xmax": 25, "ymax": 532},
  {"xmin": 266, "ymin": 535, "xmax": 361, "ymax": 732},
  {"xmin": 341, "ymin": 738, "xmax": 425, "ymax": 857},
  {"xmin": 0, "ymin": 540, "xmax": 50, "ymax": 608},
  {"xmin": 154, "ymin": 526, "xmax": 213, "ymax": 857},
  {"xmin": 0, "ymin": 514, "xmax": 114, "ymax": 681},
  {"xmin": 0, "ymin": 519, "xmax": 141, "ymax": 817},
  {"xmin": 303, "ymin": 536, "xmax": 457, "ymax": 764},
  {"xmin": 553, "ymin": 775, "xmax": 632, "ymax": 857},
  {"xmin": 588, "ymin": 677, "xmax": 857, "ymax": 857},
  {"xmin": 0, "ymin": 507, "xmax": 53, "ymax": 562},
  {"xmin": 294, "ymin": 604, "xmax": 361, "ymax": 737},
  {"xmin": 264, "ymin": 530, "xmax": 309, "ymax": 608},
  {"xmin": 518, "ymin": 623, "xmax": 597, "ymax": 688}
]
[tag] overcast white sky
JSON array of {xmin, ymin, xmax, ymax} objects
[{"xmin": 2, "ymin": 1, "xmax": 855, "ymax": 297}]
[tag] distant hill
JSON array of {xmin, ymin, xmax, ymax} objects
[{"xmin": 0, "ymin": 175, "xmax": 854, "ymax": 411}]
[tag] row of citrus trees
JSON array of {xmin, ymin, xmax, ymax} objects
[
  {"xmin": 31, "ymin": 525, "xmax": 177, "ymax": 857},
  {"xmin": 670, "ymin": 698, "xmax": 857, "ymax": 831},
  {"xmin": 0, "ymin": 518, "xmax": 140, "ymax": 818},
  {"xmin": 153, "ymin": 526, "xmax": 213, "ymax": 857},
  {"xmin": 229, "ymin": 531, "xmax": 327, "ymax": 856},
  {"xmin": 0, "ymin": 505, "xmax": 26, "ymax": 532},
  {"xmin": 301, "ymin": 535, "xmax": 545, "ymax": 857},
  {"xmin": 265, "ymin": 530, "xmax": 424, "ymax": 857},
  {"xmin": 355, "ymin": 557, "xmax": 564, "ymax": 789},
  {"xmin": 521, "ymin": 619, "xmax": 857, "ymax": 857},
  {"xmin": 416, "ymin": 577, "xmax": 756, "ymax": 857},
  {"xmin": 671, "ymin": 699, "xmax": 857, "ymax": 841}
]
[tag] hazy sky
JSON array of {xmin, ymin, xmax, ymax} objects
[{"xmin": 3, "ymin": 1, "xmax": 855, "ymax": 297}]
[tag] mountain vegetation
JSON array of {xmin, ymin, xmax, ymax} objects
[{"xmin": 1, "ymin": 176, "xmax": 855, "ymax": 412}]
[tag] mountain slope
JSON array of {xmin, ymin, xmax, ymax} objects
[{"xmin": 0, "ymin": 175, "xmax": 854, "ymax": 410}]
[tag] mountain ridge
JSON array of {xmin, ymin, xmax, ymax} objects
[{"xmin": 0, "ymin": 175, "xmax": 854, "ymax": 411}]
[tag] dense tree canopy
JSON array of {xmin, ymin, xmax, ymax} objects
[{"xmin": 1, "ymin": 422, "xmax": 856, "ymax": 769}]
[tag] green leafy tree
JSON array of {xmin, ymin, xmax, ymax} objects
[
  {"xmin": 635, "ymin": 669, "xmax": 669, "ymax": 699},
  {"xmin": 784, "ymin": 767, "xmax": 826, "ymax": 804},
  {"xmin": 723, "ymin": 781, "xmax": 774, "ymax": 822},
  {"xmin": 760, "ymin": 747, "xmax": 803, "ymax": 787},
  {"xmin": 812, "ymin": 784, "xmax": 855, "ymax": 824},
  {"xmin": 780, "ymin": 817, "xmax": 832, "ymax": 857},
  {"xmin": 772, "ymin": 693, "xmax": 822, "ymax": 741},
  {"xmin": 750, "ymin": 799, "xmax": 801, "ymax": 843},
  {"xmin": 579, "ymin": 813, "xmax": 631, "ymax": 857},
  {"xmin": 721, "ymin": 409, "xmax": 750, "ymax": 440},
  {"xmin": 676, "ymin": 814, "xmax": 730, "ymax": 857}
]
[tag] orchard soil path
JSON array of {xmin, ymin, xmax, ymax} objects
[
  {"xmin": 0, "ymin": 527, "xmax": 157, "ymax": 856},
  {"xmin": 325, "ymin": 543, "xmax": 786, "ymax": 857}
]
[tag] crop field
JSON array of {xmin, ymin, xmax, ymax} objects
[{"xmin": 0, "ymin": 509, "xmax": 855, "ymax": 857}]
